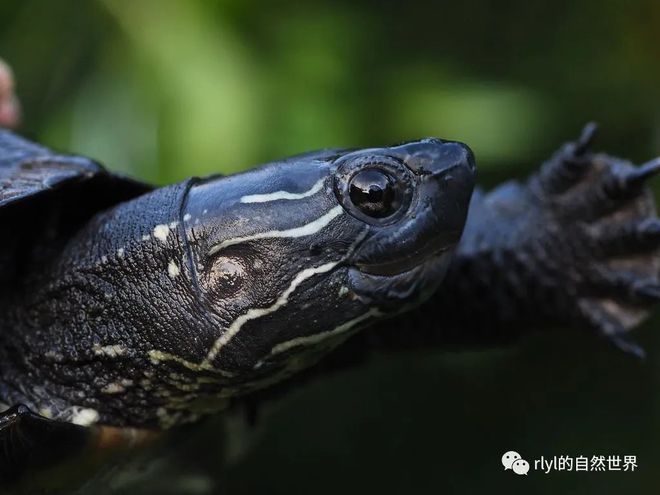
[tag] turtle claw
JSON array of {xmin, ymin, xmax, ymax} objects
[
  {"xmin": 574, "ymin": 121, "xmax": 599, "ymax": 156},
  {"xmin": 600, "ymin": 157, "xmax": 660, "ymax": 201},
  {"xmin": 632, "ymin": 280, "xmax": 660, "ymax": 303},
  {"xmin": 578, "ymin": 297, "xmax": 648, "ymax": 359},
  {"xmin": 609, "ymin": 333, "xmax": 646, "ymax": 360},
  {"xmin": 536, "ymin": 124, "xmax": 600, "ymax": 194},
  {"xmin": 637, "ymin": 218, "xmax": 660, "ymax": 239},
  {"xmin": 622, "ymin": 157, "xmax": 660, "ymax": 189}
]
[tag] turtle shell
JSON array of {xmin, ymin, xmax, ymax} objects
[
  {"xmin": 0, "ymin": 130, "xmax": 151, "ymax": 208},
  {"xmin": 0, "ymin": 130, "xmax": 152, "ymax": 284}
]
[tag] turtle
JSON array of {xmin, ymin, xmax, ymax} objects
[{"xmin": 1, "ymin": 123, "xmax": 659, "ymax": 492}]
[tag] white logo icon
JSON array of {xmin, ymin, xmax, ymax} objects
[
  {"xmin": 502, "ymin": 451, "xmax": 521, "ymax": 470},
  {"xmin": 502, "ymin": 451, "xmax": 529, "ymax": 475},
  {"xmin": 512, "ymin": 458, "xmax": 530, "ymax": 475}
]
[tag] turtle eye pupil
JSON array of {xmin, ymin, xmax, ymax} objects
[{"xmin": 349, "ymin": 169, "xmax": 398, "ymax": 218}]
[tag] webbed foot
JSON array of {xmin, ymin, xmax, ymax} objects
[{"xmin": 531, "ymin": 123, "xmax": 660, "ymax": 356}]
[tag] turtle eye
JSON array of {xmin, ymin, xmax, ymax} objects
[
  {"xmin": 335, "ymin": 155, "xmax": 413, "ymax": 224},
  {"xmin": 348, "ymin": 169, "xmax": 400, "ymax": 218}
]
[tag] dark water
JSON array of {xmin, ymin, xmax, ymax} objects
[{"xmin": 222, "ymin": 325, "xmax": 660, "ymax": 494}]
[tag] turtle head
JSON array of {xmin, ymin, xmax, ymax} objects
[{"xmin": 182, "ymin": 138, "xmax": 476, "ymax": 381}]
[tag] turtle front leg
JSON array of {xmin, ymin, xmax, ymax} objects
[
  {"xmin": 366, "ymin": 124, "xmax": 660, "ymax": 355},
  {"xmin": 1, "ymin": 404, "xmax": 158, "ymax": 491},
  {"xmin": 0, "ymin": 404, "xmax": 90, "ymax": 484}
]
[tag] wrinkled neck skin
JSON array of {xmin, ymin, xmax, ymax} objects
[
  {"xmin": 0, "ymin": 178, "xmax": 384, "ymax": 429},
  {"xmin": 0, "ymin": 182, "xmax": 226, "ymax": 428}
]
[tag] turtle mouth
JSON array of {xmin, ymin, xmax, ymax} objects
[
  {"xmin": 355, "ymin": 244, "xmax": 451, "ymax": 276},
  {"xmin": 348, "ymin": 249, "xmax": 454, "ymax": 306}
]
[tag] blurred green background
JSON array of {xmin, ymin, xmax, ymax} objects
[{"xmin": 2, "ymin": 0, "xmax": 660, "ymax": 493}]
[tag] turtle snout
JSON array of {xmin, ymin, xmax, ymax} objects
[{"xmin": 402, "ymin": 139, "xmax": 477, "ymax": 179}]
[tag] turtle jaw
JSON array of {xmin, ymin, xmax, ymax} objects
[
  {"xmin": 355, "ymin": 240, "xmax": 452, "ymax": 276},
  {"xmin": 347, "ymin": 248, "xmax": 454, "ymax": 309}
]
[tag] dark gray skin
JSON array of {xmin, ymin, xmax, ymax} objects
[{"xmin": 1, "ymin": 125, "xmax": 659, "ymax": 489}]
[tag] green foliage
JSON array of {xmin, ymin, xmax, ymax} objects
[{"xmin": 1, "ymin": 0, "xmax": 658, "ymax": 185}]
